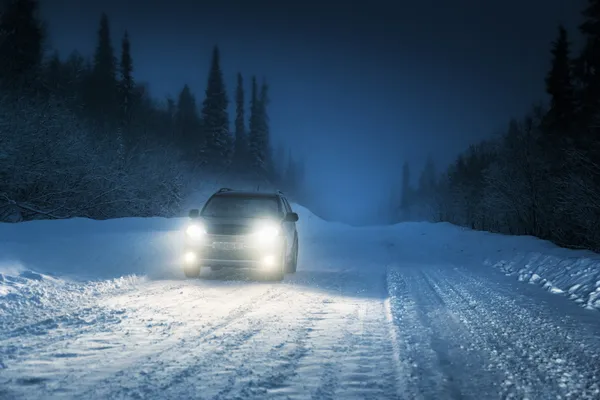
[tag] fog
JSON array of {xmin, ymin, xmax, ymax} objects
[{"xmin": 39, "ymin": 0, "xmax": 583, "ymax": 224}]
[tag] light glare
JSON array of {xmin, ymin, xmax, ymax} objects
[
  {"xmin": 184, "ymin": 251, "xmax": 197, "ymax": 264},
  {"xmin": 186, "ymin": 224, "xmax": 206, "ymax": 239},
  {"xmin": 254, "ymin": 221, "xmax": 280, "ymax": 244},
  {"xmin": 262, "ymin": 254, "xmax": 276, "ymax": 267}
]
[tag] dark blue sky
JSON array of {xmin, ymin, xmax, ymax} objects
[{"xmin": 40, "ymin": 0, "xmax": 584, "ymax": 223}]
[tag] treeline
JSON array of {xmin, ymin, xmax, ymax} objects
[
  {"xmin": 397, "ymin": 0, "xmax": 600, "ymax": 252},
  {"xmin": 0, "ymin": 0, "xmax": 305, "ymax": 222}
]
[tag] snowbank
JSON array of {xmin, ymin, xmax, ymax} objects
[
  {"xmin": 0, "ymin": 216, "xmax": 188, "ymax": 282},
  {"xmin": 390, "ymin": 222, "xmax": 600, "ymax": 311},
  {"xmin": 1, "ymin": 204, "xmax": 599, "ymax": 318}
]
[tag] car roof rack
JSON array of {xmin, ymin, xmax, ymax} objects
[{"xmin": 217, "ymin": 188, "xmax": 234, "ymax": 193}]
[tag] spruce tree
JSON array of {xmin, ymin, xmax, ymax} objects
[
  {"xmin": 200, "ymin": 46, "xmax": 231, "ymax": 168},
  {"xmin": 88, "ymin": 13, "xmax": 118, "ymax": 124},
  {"xmin": 175, "ymin": 84, "xmax": 201, "ymax": 153},
  {"xmin": 233, "ymin": 73, "xmax": 247, "ymax": 167},
  {"xmin": 119, "ymin": 31, "xmax": 135, "ymax": 131},
  {"xmin": 0, "ymin": 0, "xmax": 44, "ymax": 92},
  {"xmin": 258, "ymin": 80, "xmax": 273, "ymax": 174},
  {"xmin": 248, "ymin": 76, "xmax": 261, "ymax": 169},
  {"xmin": 248, "ymin": 77, "xmax": 273, "ymax": 174},
  {"xmin": 545, "ymin": 25, "xmax": 575, "ymax": 133},
  {"xmin": 578, "ymin": 0, "xmax": 600, "ymax": 119}
]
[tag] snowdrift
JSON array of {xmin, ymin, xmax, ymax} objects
[
  {"xmin": 389, "ymin": 222, "xmax": 600, "ymax": 311},
  {"xmin": 1, "ymin": 205, "xmax": 599, "ymax": 315}
]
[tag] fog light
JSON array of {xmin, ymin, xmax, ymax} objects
[
  {"xmin": 262, "ymin": 254, "xmax": 276, "ymax": 268},
  {"xmin": 184, "ymin": 251, "xmax": 197, "ymax": 264}
]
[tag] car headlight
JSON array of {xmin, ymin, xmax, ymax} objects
[
  {"xmin": 186, "ymin": 223, "xmax": 206, "ymax": 239},
  {"xmin": 253, "ymin": 221, "xmax": 280, "ymax": 243}
]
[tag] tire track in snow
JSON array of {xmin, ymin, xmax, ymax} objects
[
  {"xmin": 278, "ymin": 271, "xmax": 398, "ymax": 400},
  {"xmin": 434, "ymin": 267, "xmax": 600, "ymax": 399},
  {"xmin": 386, "ymin": 264, "xmax": 600, "ymax": 400},
  {"xmin": 78, "ymin": 284, "xmax": 285, "ymax": 399},
  {"xmin": 1, "ymin": 281, "xmax": 280, "ymax": 399},
  {"xmin": 387, "ymin": 268, "xmax": 499, "ymax": 400}
]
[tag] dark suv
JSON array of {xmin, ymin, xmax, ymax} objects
[{"xmin": 182, "ymin": 188, "xmax": 299, "ymax": 280}]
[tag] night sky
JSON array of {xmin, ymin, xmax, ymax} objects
[{"xmin": 40, "ymin": 0, "xmax": 583, "ymax": 223}]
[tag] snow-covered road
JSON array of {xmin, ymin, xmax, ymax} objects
[{"xmin": 1, "ymin": 208, "xmax": 600, "ymax": 399}]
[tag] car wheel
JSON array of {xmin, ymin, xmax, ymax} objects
[
  {"xmin": 286, "ymin": 236, "xmax": 298, "ymax": 274},
  {"xmin": 184, "ymin": 265, "xmax": 200, "ymax": 278}
]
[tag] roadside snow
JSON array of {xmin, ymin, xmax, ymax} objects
[
  {"xmin": 387, "ymin": 222, "xmax": 600, "ymax": 311},
  {"xmin": 1, "ymin": 204, "xmax": 600, "ymax": 398},
  {"xmin": 1, "ymin": 210, "xmax": 599, "ymax": 320}
]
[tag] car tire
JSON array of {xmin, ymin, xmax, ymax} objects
[
  {"xmin": 184, "ymin": 265, "xmax": 200, "ymax": 278},
  {"xmin": 286, "ymin": 236, "xmax": 298, "ymax": 274}
]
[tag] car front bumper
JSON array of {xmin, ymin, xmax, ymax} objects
[{"xmin": 183, "ymin": 234, "xmax": 285, "ymax": 269}]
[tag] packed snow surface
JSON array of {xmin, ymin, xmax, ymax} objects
[{"xmin": 1, "ymin": 205, "xmax": 600, "ymax": 399}]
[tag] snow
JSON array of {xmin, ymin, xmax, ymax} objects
[{"xmin": 1, "ymin": 206, "xmax": 600, "ymax": 399}]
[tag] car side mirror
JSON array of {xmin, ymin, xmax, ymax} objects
[
  {"xmin": 189, "ymin": 209, "xmax": 199, "ymax": 218},
  {"xmin": 285, "ymin": 212, "xmax": 299, "ymax": 222}
]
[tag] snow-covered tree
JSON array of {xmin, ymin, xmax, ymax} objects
[
  {"xmin": 233, "ymin": 73, "xmax": 248, "ymax": 168},
  {"xmin": 119, "ymin": 31, "xmax": 135, "ymax": 134},
  {"xmin": 201, "ymin": 46, "xmax": 231, "ymax": 169}
]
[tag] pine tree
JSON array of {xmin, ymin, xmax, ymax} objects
[
  {"xmin": 258, "ymin": 80, "xmax": 273, "ymax": 174},
  {"xmin": 119, "ymin": 31, "xmax": 135, "ymax": 132},
  {"xmin": 175, "ymin": 84, "xmax": 201, "ymax": 154},
  {"xmin": 578, "ymin": 0, "xmax": 600, "ymax": 119},
  {"xmin": 248, "ymin": 77, "xmax": 273, "ymax": 174},
  {"xmin": 545, "ymin": 25, "xmax": 575, "ymax": 133},
  {"xmin": 0, "ymin": 0, "xmax": 44, "ymax": 92},
  {"xmin": 201, "ymin": 46, "xmax": 231, "ymax": 169},
  {"xmin": 233, "ymin": 72, "xmax": 247, "ymax": 167},
  {"xmin": 248, "ymin": 76, "xmax": 261, "ymax": 169},
  {"xmin": 88, "ymin": 13, "xmax": 118, "ymax": 124}
]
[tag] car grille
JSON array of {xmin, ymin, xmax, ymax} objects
[
  {"xmin": 201, "ymin": 247, "xmax": 256, "ymax": 261},
  {"xmin": 206, "ymin": 224, "xmax": 253, "ymax": 235}
]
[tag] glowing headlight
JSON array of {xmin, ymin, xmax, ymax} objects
[
  {"xmin": 184, "ymin": 251, "xmax": 197, "ymax": 264},
  {"xmin": 262, "ymin": 254, "xmax": 276, "ymax": 268},
  {"xmin": 186, "ymin": 224, "xmax": 206, "ymax": 239},
  {"xmin": 254, "ymin": 222, "xmax": 280, "ymax": 243}
]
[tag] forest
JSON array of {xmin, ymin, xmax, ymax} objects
[
  {"xmin": 0, "ymin": 1, "xmax": 305, "ymax": 222},
  {"xmin": 400, "ymin": 0, "xmax": 600, "ymax": 252}
]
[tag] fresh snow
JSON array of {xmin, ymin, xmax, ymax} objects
[{"xmin": 1, "ymin": 205, "xmax": 600, "ymax": 399}]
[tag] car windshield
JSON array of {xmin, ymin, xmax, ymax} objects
[{"xmin": 201, "ymin": 196, "xmax": 280, "ymax": 218}]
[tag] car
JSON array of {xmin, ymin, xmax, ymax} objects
[{"xmin": 182, "ymin": 188, "xmax": 300, "ymax": 280}]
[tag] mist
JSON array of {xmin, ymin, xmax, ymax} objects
[{"xmin": 29, "ymin": 0, "xmax": 581, "ymax": 224}]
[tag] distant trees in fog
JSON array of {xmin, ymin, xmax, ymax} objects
[
  {"xmin": 398, "ymin": 2, "xmax": 600, "ymax": 252},
  {"xmin": 0, "ymin": 0, "xmax": 305, "ymax": 222}
]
